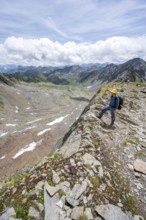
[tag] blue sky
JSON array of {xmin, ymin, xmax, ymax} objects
[{"xmin": 0, "ymin": 0, "xmax": 146, "ymax": 66}]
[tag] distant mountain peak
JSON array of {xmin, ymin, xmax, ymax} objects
[{"xmin": 0, "ymin": 57, "xmax": 146, "ymax": 86}]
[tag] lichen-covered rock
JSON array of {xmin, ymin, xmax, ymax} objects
[
  {"xmin": 0, "ymin": 207, "xmax": 16, "ymax": 220},
  {"xmin": 134, "ymin": 215, "xmax": 144, "ymax": 220},
  {"xmin": 44, "ymin": 182, "xmax": 60, "ymax": 220},
  {"xmin": 60, "ymin": 140, "xmax": 81, "ymax": 158},
  {"xmin": 52, "ymin": 170, "xmax": 60, "ymax": 184},
  {"xmin": 71, "ymin": 206, "xmax": 84, "ymax": 219},
  {"xmin": 85, "ymin": 208, "xmax": 94, "ymax": 220},
  {"xmin": 82, "ymin": 153, "xmax": 101, "ymax": 166},
  {"xmin": 28, "ymin": 207, "xmax": 40, "ymax": 220},
  {"xmin": 69, "ymin": 181, "xmax": 88, "ymax": 200},
  {"xmin": 134, "ymin": 159, "xmax": 146, "ymax": 174},
  {"xmin": 45, "ymin": 182, "xmax": 60, "ymax": 197},
  {"xmin": 35, "ymin": 181, "xmax": 44, "ymax": 191},
  {"xmin": 66, "ymin": 197, "xmax": 79, "ymax": 207},
  {"xmin": 95, "ymin": 204, "xmax": 131, "ymax": 220}
]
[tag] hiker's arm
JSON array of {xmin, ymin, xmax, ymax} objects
[{"xmin": 116, "ymin": 97, "xmax": 120, "ymax": 109}]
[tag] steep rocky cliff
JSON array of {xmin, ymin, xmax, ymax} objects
[
  {"xmin": 0, "ymin": 74, "xmax": 14, "ymax": 86},
  {"xmin": 0, "ymin": 82, "xmax": 146, "ymax": 220}
]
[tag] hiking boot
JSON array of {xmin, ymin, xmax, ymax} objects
[{"xmin": 109, "ymin": 124, "xmax": 115, "ymax": 129}]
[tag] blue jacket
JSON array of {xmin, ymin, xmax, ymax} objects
[{"xmin": 109, "ymin": 95, "xmax": 119, "ymax": 109}]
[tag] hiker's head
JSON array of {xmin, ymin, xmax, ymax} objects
[{"xmin": 111, "ymin": 89, "xmax": 117, "ymax": 95}]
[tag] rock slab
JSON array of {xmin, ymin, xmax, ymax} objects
[
  {"xmin": 134, "ymin": 159, "xmax": 146, "ymax": 174},
  {"xmin": 95, "ymin": 204, "xmax": 130, "ymax": 220}
]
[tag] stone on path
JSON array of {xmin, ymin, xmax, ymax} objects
[
  {"xmin": 0, "ymin": 207, "xmax": 16, "ymax": 220},
  {"xmin": 85, "ymin": 208, "xmax": 94, "ymax": 220},
  {"xmin": 60, "ymin": 140, "xmax": 80, "ymax": 159},
  {"xmin": 52, "ymin": 170, "xmax": 60, "ymax": 184},
  {"xmin": 134, "ymin": 159, "xmax": 146, "ymax": 174},
  {"xmin": 28, "ymin": 207, "xmax": 40, "ymax": 219},
  {"xmin": 66, "ymin": 197, "xmax": 79, "ymax": 207},
  {"xmin": 69, "ymin": 181, "xmax": 88, "ymax": 200},
  {"xmin": 35, "ymin": 181, "xmax": 44, "ymax": 191},
  {"xmin": 71, "ymin": 206, "xmax": 84, "ymax": 220},
  {"xmin": 44, "ymin": 182, "xmax": 60, "ymax": 220},
  {"xmin": 82, "ymin": 153, "xmax": 101, "ymax": 166},
  {"xmin": 46, "ymin": 182, "xmax": 60, "ymax": 197},
  {"xmin": 95, "ymin": 204, "xmax": 130, "ymax": 220},
  {"xmin": 134, "ymin": 215, "xmax": 144, "ymax": 220}
]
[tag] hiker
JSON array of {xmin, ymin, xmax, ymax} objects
[{"xmin": 97, "ymin": 89, "xmax": 119, "ymax": 127}]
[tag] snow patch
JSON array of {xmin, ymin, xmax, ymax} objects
[
  {"xmin": 30, "ymin": 113, "xmax": 36, "ymax": 115},
  {"xmin": 0, "ymin": 156, "xmax": 6, "ymax": 160},
  {"xmin": 12, "ymin": 131, "xmax": 17, "ymax": 134},
  {"xmin": 6, "ymin": 124, "xmax": 17, "ymax": 127},
  {"xmin": 46, "ymin": 114, "xmax": 69, "ymax": 126},
  {"xmin": 15, "ymin": 106, "xmax": 19, "ymax": 113},
  {"xmin": 13, "ymin": 140, "xmax": 43, "ymax": 159},
  {"xmin": 37, "ymin": 128, "xmax": 51, "ymax": 136},
  {"xmin": 0, "ymin": 132, "xmax": 8, "ymax": 137},
  {"xmin": 27, "ymin": 118, "xmax": 42, "ymax": 124},
  {"xmin": 18, "ymin": 125, "xmax": 36, "ymax": 133}
]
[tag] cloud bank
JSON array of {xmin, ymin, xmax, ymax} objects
[{"xmin": 0, "ymin": 36, "xmax": 146, "ymax": 66}]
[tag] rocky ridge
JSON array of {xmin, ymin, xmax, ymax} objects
[
  {"xmin": 0, "ymin": 82, "xmax": 146, "ymax": 220},
  {"xmin": 0, "ymin": 74, "xmax": 14, "ymax": 86}
]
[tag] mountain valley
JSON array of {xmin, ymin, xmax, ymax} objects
[{"xmin": 0, "ymin": 82, "xmax": 94, "ymax": 179}]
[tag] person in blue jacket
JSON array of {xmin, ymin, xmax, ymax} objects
[{"xmin": 97, "ymin": 89, "xmax": 119, "ymax": 126}]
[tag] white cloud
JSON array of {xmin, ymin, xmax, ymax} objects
[{"xmin": 0, "ymin": 36, "xmax": 146, "ymax": 66}]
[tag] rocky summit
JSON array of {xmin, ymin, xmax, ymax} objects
[{"xmin": 0, "ymin": 82, "xmax": 146, "ymax": 220}]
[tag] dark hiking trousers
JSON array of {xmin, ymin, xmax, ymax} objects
[{"xmin": 98, "ymin": 105, "xmax": 116, "ymax": 125}]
